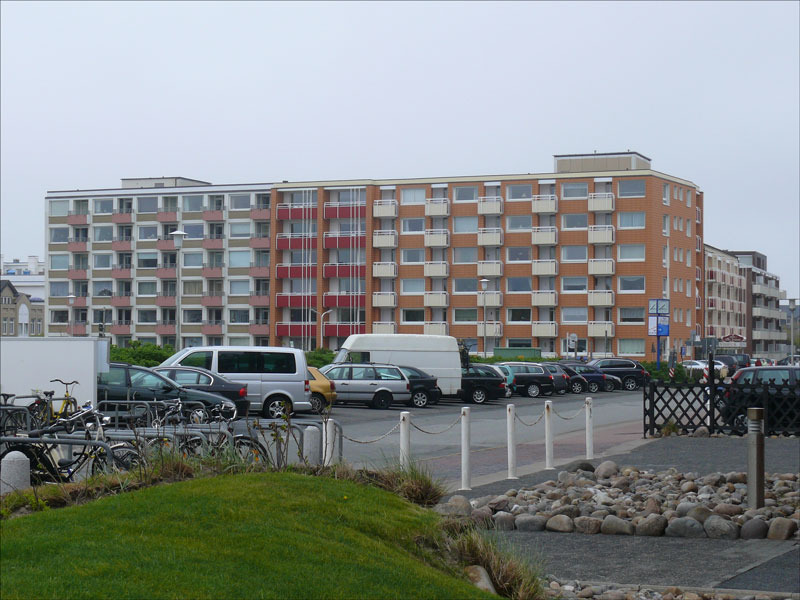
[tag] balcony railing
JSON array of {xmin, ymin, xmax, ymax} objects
[
  {"xmin": 587, "ymin": 290, "xmax": 614, "ymax": 306},
  {"xmin": 477, "ymin": 196, "xmax": 503, "ymax": 215},
  {"xmin": 423, "ymin": 321, "xmax": 448, "ymax": 336},
  {"xmin": 477, "ymin": 321, "xmax": 503, "ymax": 337},
  {"xmin": 372, "ymin": 292, "xmax": 397, "ymax": 308},
  {"xmin": 531, "ymin": 291, "xmax": 558, "ymax": 306},
  {"xmin": 372, "ymin": 199, "xmax": 398, "ymax": 218},
  {"xmin": 587, "ymin": 193, "xmax": 615, "ymax": 212},
  {"xmin": 423, "ymin": 291, "xmax": 449, "ymax": 307},
  {"xmin": 372, "ymin": 262, "xmax": 398, "ymax": 278},
  {"xmin": 588, "ymin": 321, "xmax": 615, "ymax": 337},
  {"xmin": 477, "ymin": 228, "xmax": 503, "ymax": 246},
  {"xmin": 478, "ymin": 291, "xmax": 503, "ymax": 307},
  {"xmin": 531, "ymin": 259, "xmax": 558, "ymax": 276},
  {"xmin": 424, "ymin": 229, "xmax": 450, "ymax": 247},
  {"xmin": 588, "ymin": 258, "xmax": 615, "ymax": 275},
  {"xmin": 531, "ymin": 226, "xmax": 558, "ymax": 245},
  {"xmin": 372, "ymin": 321, "xmax": 397, "ymax": 334},
  {"xmin": 477, "ymin": 261, "xmax": 503, "ymax": 277},
  {"xmin": 372, "ymin": 230, "xmax": 398, "ymax": 248},
  {"xmin": 588, "ymin": 225, "xmax": 615, "ymax": 244},
  {"xmin": 532, "ymin": 321, "xmax": 558, "ymax": 337},
  {"xmin": 424, "ymin": 262, "xmax": 449, "ymax": 278},
  {"xmin": 531, "ymin": 194, "xmax": 558, "ymax": 213},
  {"xmin": 425, "ymin": 198, "xmax": 450, "ymax": 217}
]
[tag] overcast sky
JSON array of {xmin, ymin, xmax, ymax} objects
[{"xmin": 1, "ymin": 1, "xmax": 798, "ymax": 296}]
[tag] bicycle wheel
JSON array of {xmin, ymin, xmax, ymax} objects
[
  {"xmin": 233, "ymin": 436, "xmax": 267, "ymax": 465},
  {"xmin": 1, "ymin": 444, "xmax": 62, "ymax": 485}
]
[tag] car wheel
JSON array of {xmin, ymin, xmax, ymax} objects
[
  {"xmin": 526, "ymin": 384, "xmax": 541, "ymax": 398},
  {"xmin": 570, "ymin": 381, "xmax": 584, "ymax": 394},
  {"xmin": 264, "ymin": 396, "xmax": 292, "ymax": 419},
  {"xmin": 310, "ymin": 393, "xmax": 327, "ymax": 414},
  {"xmin": 371, "ymin": 391, "xmax": 393, "ymax": 410},
  {"xmin": 471, "ymin": 387, "xmax": 488, "ymax": 404},
  {"xmin": 623, "ymin": 377, "xmax": 637, "ymax": 391},
  {"xmin": 588, "ymin": 382, "xmax": 600, "ymax": 394},
  {"xmin": 408, "ymin": 390, "xmax": 429, "ymax": 408},
  {"xmin": 604, "ymin": 380, "xmax": 615, "ymax": 392}
]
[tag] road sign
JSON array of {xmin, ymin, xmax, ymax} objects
[
  {"xmin": 657, "ymin": 316, "xmax": 669, "ymax": 336},
  {"xmin": 648, "ymin": 298, "xmax": 670, "ymax": 315},
  {"xmin": 567, "ymin": 333, "xmax": 578, "ymax": 349},
  {"xmin": 680, "ymin": 346, "xmax": 686, "ymax": 356}
]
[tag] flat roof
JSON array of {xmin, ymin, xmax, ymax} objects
[{"xmin": 553, "ymin": 151, "xmax": 652, "ymax": 161}]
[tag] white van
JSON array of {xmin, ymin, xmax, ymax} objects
[
  {"xmin": 160, "ymin": 346, "xmax": 311, "ymax": 418},
  {"xmin": 333, "ymin": 334, "xmax": 462, "ymax": 396}
]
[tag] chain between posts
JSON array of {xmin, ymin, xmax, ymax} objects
[
  {"xmin": 340, "ymin": 421, "xmax": 401, "ymax": 444},
  {"xmin": 410, "ymin": 413, "xmax": 462, "ymax": 435},
  {"xmin": 550, "ymin": 404, "xmax": 586, "ymax": 420},
  {"xmin": 515, "ymin": 410, "xmax": 545, "ymax": 427}
]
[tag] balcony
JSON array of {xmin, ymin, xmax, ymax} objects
[
  {"xmin": 323, "ymin": 201, "xmax": 366, "ymax": 219},
  {"xmin": 752, "ymin": 329, "xmax": 785, "ymax": 341},
  {"xmin": 156, "ymin": 293, "xmax": 177, "ymax": 307},
  {"xmin": 249, "ymin": 235, "xmax": 270, "ymax": 249},
  {"xmin": 531, "ymin": 291, "xmax": 558, "ymax": 306},
  {"xmin": 424, "ymin": 262, "xmax": 449, "ymax": 278},
  {"xmin": 157, "ymin": 210, "xmax": 178, "ymax": 222},
  {"xmin": 67, "ymin": 212, "xmax": 88, "ymax": 225},
  {"xmin": 532, "ymin": 321, "xmax": 558, "ymax": 338},
  {"xmin": 372, "ymin": 292, "xmax": 397, "ymax": 308},
  {"xmin": 531, "ymin": 259, "xmax": 558, "ymax": 276},
  {"xmin": 201, "ymin": 293, "xmax": 225, "ymax": 307},
  {"xmin": 250, "ymin": 207, "xmax": 270, "ymax": 220},
  {"xmin": 588, "ymin": 193, "xmax": 615, "ymax": 212},
  {"xmin": 249, "ymin": 293, "xmax": 270, "ymax": 307},
  {"xmin": 202, "ymin": 264, "xmax": 224, "ymax": 278},
  {"xmin": 69, "ymin": 294, "xmax": 89, "ymax": 307},
  {"xmin": 373, "ymin": 230, "xmax": 398, "ymax": 248},
  {"xmin": 111, "ymin": 209, "xmax": 133, "ymax": 224},
  {"xmin": 67, "ymin": 239, "xmax": 88, "ymax": 252},
  {"xmin": 425, "ymin": 198, "xmax": 450, "ymax": 217},
  {"xmin": 111, "ymin": 265, "xmax": 132, "ymax": 279},
  {"xmin": 249, "ymin": 264, "xmax": 270, "ymax": 278},
  {"xmin": 424, "ymin": 291, "xmax": 449, "ymax": 308},
  {"xmin": 323, "ymin": 231, "xmax": 366, "ymax": 249},
  {"xmin": 477, "ymin": 321, "xmax": 503, "ymax": 337},
  {"xmin": 200, "ymin": 209, "xmax": 223, "ymax": 222},
  {"xmin": 372, "ymin": 322, "xmax": 397, "ymax": 334},
  {"xmin": 424, "ymin": 229, "xmax": 450, "ymax": 247},
  {"xmin": 111, "ymin": 237, "xmax": 133, "ymax": 251},
  {"xmin": 588, "ymin": 225, "xmax": 615, "ymax": 244},
  {"xmin": 202, "ymin": 235, "xmax": 225, "ymax": 250},
  {"xmin": 479, "ymin": 291, "xmax": 503, "ymax": 307},
  {"xmin": 322, "ymin": 263, "xmax": 364, "ymax": 278},
  {"xmin": 752, "ymin": 306, "xmax": 783, "ymax": 320},
  {"xmin": 531, "ymin": 227, "xmax": 557, "ymax": 245},
  {"xmin": 156, "ymin": 238, "xmax": 176, "ymax": 251},
  {"xmin": 706, "ymin": 296, "xmax": 719, "ymax": 309},
  {"xmin": 276, "ymin": 203, "xmax": 317, "ymax": 220},
  {"xmin": 277, "ymin": 263, "xmax": 319, "ymax": 278},
  {"xmin": 588, "ymin": 321, "xmax": 615, "ymax": 337},
  {"xmin": 477, "ymin": 196, "xmax": 503, "ymax": 215},
  {"xmin": 275, "ymin": 293, "xmax": 315, "ymax": 308},
  {"xmin": 372, "ymin": 262, "xmax": 398, "ymax": 278},
  {"xmin": 249, "ymin": 322, "xmax": 270, "ymax": 336},
  {"xmin": 156, "ymin": 266, "xmax": 177, "ymax": 278},
  {"xmin": 67, "ymin": 268, "xmax": 89, "ymax": 280},
  {"xmin": 372, "ymin": 199, "xmax": 397, "ymax": 218},
  {"xmin": 202, "ymin": 321, "xmax": 224, "ymax": 335},
  {"xmin": 155, "ymin": 322, "xmax": 176, "ymax": 335},
  {"xmin": 752, "ymin": 283, "xmax": 783, "ymax": 298},
  {"xmin": 111, "ymin": 293, "xmax": 132, "ymax": 307},
  {"xmin": 478, "ymin": 228, "xmax": 503, "ymax": 246},
  {"xmin": 276, "ymin": 322, "xmax": 317, "ymax": 337},
  {"xmin": 588, "ymin": 259, "xmax": 615, "ymax": 276},
  {"xmin": 276, "ymin": 233, "xmax": 317, "ymax": 250},
  {"xmin": 323, "ymin": 292, "xmax": 366, "ymax": 308},
  {"xmin": 109, "ymin": 321, "xmax": 131, "ymax": 335},
  {"xmin": 587, "ymin": 290, "xmax": 614, "ymax": 306},
  {"xmin": 477, "ymin": 261, "xmax": 503, "ymax": 277},
  {"xmin": 424, "ymin": 321, "xmax": 449, "ymax": 336},
  {"xmin": 324, "ymin": 322, "xmax": 367, "ymax": 337},
  {"xmin": 531, "ymin": 194, "xmax": 558, "ymax": 214}
]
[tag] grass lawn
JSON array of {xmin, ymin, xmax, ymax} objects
[{"xmin": 0, "ymin": 472, "xmax": 491, "ymax": 599}]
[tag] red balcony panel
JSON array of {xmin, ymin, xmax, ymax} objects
[
  {"xmin": 323, "ymin": 293, "xmax": 366, "ymax": 308},
  {"xmin": 276, "ymin": 323, "xmax": 317, "ymax": 337},
  {"xmin": 323, "ymin": 204, "xmax": 367, "ymax": 219},
  {"xmin": 157, "ymin": 239, "xmax": 175, "ymax": 251},
  {"xmin": 324, "ymin": 323, "xmax": 366, "ymax": 337},
  {"xmin": 276, "ymin": 206, "xmax": 317, "ymax": 220},
  {"xmin": 250, "ymin": 208, "xmax": 270, "ymax": 220},
  {"xmin": 67, "ymin": 241, "xmax": 87, "ymax": 252},
  {"xmin": 202, "ymin": 267, "xmax": 223, "ymax": 278},
  {"xmin": 275, "ymin": 236, "xmax": 317, "ymax": 250},
  {"xmin": 201, "ymin": 294, "xmax": 225, "ymax": 307},
  {"xmin": 275, "ymin": 294, "xmax": 315, "ymax": 308},
  {"xmin": 249, "ymin": 323, "xmax": 270, "ymax": 335},
  {"xmin": 203, "ymin": 210, "xmax": 224, "ymax": 221},
  {"xmin": 157, "ymin": 211, "xmax": 178, "ymax": 223},
  {"xmin": 68, "ymin": 324, "xmax": 87, "ymax": 336},
  {"xmin": 201, "ymin": 323, "xmax": 223, "ymax": 335},
  {"xmin": 109, "ymin": 323, "xmax": 131, "ymax": 335},
  {"xmin": 156, "ymin": 295, "xmax": 177, "ymax": 307},
  {"xmin": 67, "ymin": 269, "xmax": 88, "ymax": 280},
  {"xmin": 111, "ymin": 295, "xmax": 132, "ymax": 307},
  {"xmin": 156, "ymin": 267, "xmax": 176, "ymax": 278},
  {"xmin": 72, "ymin": 296, "xmax": 88, "ymax": 307},
  {"xmin": 111, "ymin": 240, "xmax": 132, "ymax": 251},
  {"xmin": 111, "ymin": 268, "xmax": 132, "ymax": 279},
  {"xmin": 276, "ymin": 264, "xmax": 317, "ymax": 278},
  {"xmin": 67, "ymin": 214, "xmax": 88, "ymax": 225},
  {"xmin": 155, "ymin": 323, "xmax": 176, "ymax": 335},
  {"xmin": 249, "ymin": 266, "xmax": 270, "ymax": 277},
  {"xmin": 249, "ymin": 237, "xmax": 270, "ymax": 249},
  {"xmin": 323, "ymin": 234, "xmax": 366, "ymax": 250},
  {"xmin": 112, "ymin": 212, "xmax": 133, "ymax": 224},
  {"xmin": 322, "ymin": 264, "xmax": 366, "ymax": 278},
  {"xmin": 202, "ymin": 238, "xmax": 225, "ymax": 250},
  {"xmin": 249, "ymin": 295, "xmax": 270, "ymax": 307}
]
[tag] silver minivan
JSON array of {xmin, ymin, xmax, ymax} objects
[
  {"xmin": 319, "ymin": 363, "xmax": 411, "ymax": 409},
  {"xmin": 160, "ymin": 346, "xmax": 311, "ymax": 418}
]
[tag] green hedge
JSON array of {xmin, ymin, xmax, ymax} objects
[{"xmin": 109, "ymin": 342, "xmax": 175, "ymax": 367}]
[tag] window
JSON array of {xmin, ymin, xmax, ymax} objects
[
  {"xmin": 454, "ymin": 278, "xmax": 478, "ymax": 293},
  {"xmin": 453, "ymin": 186, "xmax": 478, "ymax": 202},
  {"xmin": 230, "ymin": 223, "xmax": 251, "ymax": 238},
  {"xmin": 50, "ymin": 310, "xmax": 69, "ymax": 324},
  {"xmin": 453, "ymin": 247, "xmax": 477, "ymax": 263},
  {"xmin": 137, "ymin": 281, "xmax": 157, "ymax": 296},
  {"xmin": 686, "ymin": 279, "xmax": 692, "ymax": 297},
  {"xmin": 662, "ymin": 184, "xmax": 670, "ymax": 205},
  {"xmin": 230, "ymin": 280, "xmax": 250, "ymax": 295},
  {"xmin": 507, "ymin": 277, "xmax": 532, "ymax": 292},
  {"xmin": 685, "ymin": 220, "xmax": 691, "ymax": 237},
  {"xmin": 50, "ymin": 254, "xmax": 69, "ymax": 270},
  {"xmin": 93, "ymin": 281, "xmax": 113, "ymax": 297},
  {"xmin": 137, "ymin": 309, "xmax": 157, "ymax": 323},
  {"xmin": 505, "ymin": 338, "xmax": 530, "ymax": 348},
  {"xmin": 137, "ymin": 226, "xmax": 157, "ymax": 241},
  {"xmin": 560, "ymin": 338, "xmax": 587, "ymax": 354},
  {"xmin": 401, "ymin": 248, "xmax": 424, "ymax": 264},
  {"xmin": 561, "ymin": 182, "xmax": 588, "ymax": 199},
  {"xmin": 183, "ymin": 281, "xmax": 203, "ymax": 295},
  {"xmin": 508, "ymin": 308, "xmax": 531, "ymax": 323},
  {"xmin": 93, "ymin": 199, "xmax": 113, "ymax": 214},
  {"xmin": 562, "ymin": 214, "xmax": 588, "ymax": 230},
  {"xmin": 454, "ymin": 216, "xmax": 478, "ymax": 233},
  {"xmin": 137, "ymin": 252, "xmax": 158, "ymax": 268},
  {"xmin": 686, "ymin": 190, "xmax": 692, "ymax": 207},
  {"xmin": 453, "ymin": 308, "xmax": 478, "ymax": 322},
  {"xmin": 230, "ymin": 194, "xmax": 251, "ymax": 210},
  {"xmin": 94, "ymin": 254, "xmax": 112, "ymax": 269},
  {"xmin": 507, "ymin": 247, "xmax": 531, "ymax": 262},
  {"xmin": 402, "ymin": 309, "xmax": 425, "ymax": 323},
  {"xmin": 228, "ymin": 251, "xmax": 251, "ymax": 268},
  {"xmin": 229, "ymin": 309, "xmax": 250, "ymax": 324},
  {"xmin": 183, "ymin": 195, "xmax": 204, "ymax": 211},
  {"xmin": 561, "ymin": 307, "xmax": 588, "ymax": 323},
  {"xmin": 402, "ymin": 279, "xmax": 425, "ymax": 294},
  {"xmin": 506, "ymin": 215, "xmax": 532, "ymax": 230},
  {"xmin": 49, "ymin": 281, "xmax": 69, "ymax": 297},
  {"xmin": 50, "ymin": 227, "xmax": 69, "ymax": 243},
  {"xmin": 561, "ymin": 245, "xmax": 588, "ymax": 262},
  {"xmin": 618, "ymin": 244, "xmax": 645, "ymax": 261},
  {"xmin": 619, "ymin": 276, "xmax": 645, "ymax": 293},
  {"xmin": 183, "ymin": 253, "xmax": 203, "ymax": 267},
  {"xmin": 662, "ymin": 215, "xmax": 670, "ymax": 236},
  {"xmin": 400, "ymin": 188, "xmax": 425, "ymax": 205},
  {"xmin": 49, "ymin": 200, "xmax": 69, "ymax": 216},
  {"xmin": 618, "ymin": 212, "xmax": 645, "ymax": 229},
  {"xmin": 90, "ymin": 226, "xmax": 111, "ymax": 242},
  {"xmin": 618, "ymin": 180, "xmax": 646, "ymax": 198},
  {"xmin": 507, "ymin": 184, "xmax": 532, "ymax": 200},
  {"xmin": 561, "ymin": 276, "xmax": 588, "ymax": 292},
  {"xmin": 137, "ymin": 197, "xmax": 158, "ymax": 213},
  {"xmin": 184, "ymin": 224, "xmax": 204, "ymax": 239},
  {"xmin": 618, "ymin": 339, "xmax": 645, "ymax": 355},
  {"xmin": 402, "ymin": 218, "xmax": 425, "ymax": 233},
  {"xmin": 183, "ymin": 309, "xmax": 203, "ymax": 324},
  {"xmin": 619, "ymin": 307, "xmax": 645, "ymax": 324}
]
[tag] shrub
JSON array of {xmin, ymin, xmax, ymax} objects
[
  {"xmin": 305, "ymin": 348, "xmax": 336, "ymax": 368},
  {"xmin": 109, "ymin": 341, "xmax": 175, "ymax": 367}
]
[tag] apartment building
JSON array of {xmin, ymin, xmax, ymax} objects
[
  {"xmin": 703, "ymin": 245, "xmax": 748, "ymax": 346},
  {"xmin": 1, "ymin": 280, "xmax": 44, "ymax": 337},
  {"xmin": 44, "ymin": 152, "xmax": 704, "ymax": 360}
]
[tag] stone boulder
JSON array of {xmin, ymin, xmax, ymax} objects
[
  {"xmin": 492, "ymin": 511, "xmax": 516, "ymax": 531},
  {"xmin": 574, "ymin": 516, "xmax": 603, "ymax": 534},
  {"xmin": 552, "ymin": 504, "xmax": 581, "ymax": 519},
  {"xmin": 487, "ymin": 495, "xmax": 510, "ymax": 512},
  {"xmin": 465, "ymin": 565, "xmax": 497, "ymax": 594},
  {"xmin": 676, "ymin": 502, "xmax": 698, "ymax": 517},
  {"xmin": 516, "ymin": 514, "xmax": 547, "ymax": 532},
  {"xmin": 601, "ymin": 515, "xmax": 634, "ymax": 535},
  {"xmin": 686, "ymin": 505, "xmax": 713, "ymax": 524},
  {"xmin": 714, "ymin": 503, "xmax": 744, "ymax": 517},
  {"xmin": 704, "ymin": 515, "xmax": 740, "ymax": 539},
  {"xmin": 767, "ymin": 517, "xmax": 798, "ymax": 540},
  {"xmin": 635, "ymin": 514, "xmax": 668, "ymax": 536},
  {"xmin": 546, "ymin": 514, "xmax": 575, "ymax": 533},
  {"xmin": 470, "ymin": 507, "xmax": 493, "ymax": 528},
  {"xmin": 665, "ymin": 517, "xmax": 707, "ymax": 538},
  {"xmin": 594, "ymin": 460, "xmax": 619, "ymax": 479}
]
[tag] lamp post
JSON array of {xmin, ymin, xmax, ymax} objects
[
  {"xmin": 170, "ymin": 229, "xmax": 187, "ymax": 351},
  {"xmin": 319, "ymin": 309, "xmax": 333, "ymax": 351},
  {"xmin": 67, "ymin": 294, "xmax": 76, "ymax": 337},
  {"xmin": 479, "ymin": 278, "xmax": 489, "ymax": 358},
  {"xmin": 790, "ymin": 299, "xmax": 796, "ymax": 365}
]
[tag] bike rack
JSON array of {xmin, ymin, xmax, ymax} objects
[
  {"xmin": 0, "ymin": 436, "xmax": 116, "ymax": 473},
  {"xmin": 0, "ymin": 405, "xmax": 33, "ymax": 433}
]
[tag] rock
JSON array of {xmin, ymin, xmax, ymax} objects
[
  {"xmin": 573, "ymin": 461, "xmax": 596, "ymax": 472},
  {"xmin": 726, "ymin": 472, "xmax": 746, "ymax": 484},
  {"xmin": 692, "ymin": 426, "xmax": 710, "ymax": 437},
  {"xmin": 601, "ymin": 515, "xmax": 634, "ymax": 535},
  {"xmin": 714, "ymin": 503, "xmax": 743, "ymax": 517},
  {"xmin": 704, "ymin": 515, "xmax": 739, "ymax": 539},
  {"xmin": 664, "ymin": 587, "xmax": 683, "ymax": 597},
  {"xmin": 767, "ymin": 517, "xmax": 798, "ymax": 540},
  {"xmin": 598, "ymin": 591, "xmax": 626, "ymax": 600},
  {"xmin": 492, "ymin": 511, "xmax": 516, "ymax": 531},
  {"xmin": 488, "ymin": 495, "xmax": 510, "ymax": 512},
  {"xmin": 465, "ymin": 565, "xmax": 497, "ymax": 595},
  {"xmin": 574, "ymin": 516, "xmax": 603, "ymax": 534},
  {"xmin": 642, "ymin": 497, "xmax": 661, "ymax": 516},
  {"xmin": 676, "ymin": 502, "xmax": 698, "ymax": 517},
  {"xmin": 553, "ymin": 505, "xmax": 581, "ymax": 519},
  {"xmin": 635, "ymin": 513, "xmax": 668, "ymax": 536},
  {"xmin": 505, "ymin": 488, "xmax": 518, "ymax": 497},
  {"xmin": 681, "ymin": 480, "xmax": 698, "ymax": 493},
  {"xmin": 687, "ymin": 505, "xmax": 714, "ymax": 524},
  {"xmin": 591, "ymin": 509, "xmax": 611, "ymax": 519},
  {"xmin": 611, "ymin": 476, "xmax": 632, "ymax": 491},
  {"xmin": 558, "ymin": 471, "xmax": 577, "ymax": 486},
  {"xmin": 470, "ymin": 507, "xmax": 493, "ymax": 528},
  {"xmin": 665, "ymin": 517, "xmax": 707, "ymax": 538},
  {"xmin": 577, "ymin": 587, "xmax": 594, "ymax": 598},
  {"xmin": 434, "ymin": 503, "xmax": 470, "ymax": 516},
  {"xmin": 546, "ymin": 515, "xmax": 575, "ymax": 533},
  {"xmin": 550, "ymin": 581, "xmax": 561, "ymax": 590},
  {"xmin": 448, "ymin": 495, "xmax": 472, "ymax": 516},
  {"xmin": 684, "ymin": 593, "xmax": 702, "ymax": 600},
  {"xmin": 595, "ymin": 460, "xmax": 619, "ymax": 479},
  {"xmin": 516, "ymin": 514, "xmax": 546, "ymax": 531}
]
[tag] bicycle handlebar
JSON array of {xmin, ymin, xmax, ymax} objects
[{"xmin": 50, "ymin": 379, "xmax": 79, "ymax": 386}]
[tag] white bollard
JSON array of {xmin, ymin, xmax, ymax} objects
[
  {"xmin": 706, "ymin": 399, "xmax": 711, "ymax": 427},
  {"xmin": 399, "ymin": 411, "xmax": 411, "ymax": 469},
  {"xmin": 507, "ymin": 404, "xmax": 518, "ymax": 480},
  {"xmin": 303, "ymin": 425, "xmax": 322, "ymax": 466},
  {"xmin": 544, "ymin": 400, "xmax": 554, "ymax": 470},
  {"xmin": 585, "ymin": 397, "xmax": 594, "ymax": 460},
  {"xmin": 322, "ymin": 419, "xmax": 336, "ymax": 466},
  {"xmin": 460, "ymin": 406, "xmax": 471, "ymax": 491},
  {"xmin": 0, "ymin": 451, "xmax": 30, "ymax": 495}
]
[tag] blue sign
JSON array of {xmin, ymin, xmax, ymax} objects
[{"xmin": 657, "ymin": 316, "xmax": 669, "ymax": 336}]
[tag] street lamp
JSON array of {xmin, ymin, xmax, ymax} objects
[
  {"xmin": 479, "ymin": 278, "xmax": 489, "ymax": 358},
  {"xmin": 790, "ymin": 298, "xmax": 797, "ymax": 365},
  {"xmin": 319, "ymin": 309, "xmax": 333, "ymax": 351},
  {"xmin": 170, "ymin": 230, "xmax": 187, "ymax": 351}
]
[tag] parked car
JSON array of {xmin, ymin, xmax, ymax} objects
[
  {"xmin": 397, "ymin": 366, "xmax": 441, "ymax": 408},
  {"xmin": 318, "ymin": 363, "xmax": 410, "ymax": 409},
  {"xmin": 541, "ymin": 363, "xmax": 570, "ymax": 394},
  {"xmin": 160, "ymin": 346, "xmax": 311, "ymax": 419},
  {"xmin": 681, "ymin": 360, "xmax": 729, "ymax": 379},
  {"xmin": 714, "ymin": 355, "xmax": 738, "ymax": 377},
  {"xmin": 152, "ymin": 365, "xmax": 249, "ymax": 417},
  {"xmin": 506, "ymin": 364, "xmax": 557, "ymax": 398},
  {"xmin": 559, "ymin": 362, "xmax": 621, "ymax": 392},
  {"xmin": 753, "ymin": 357, "xmax": 775, "ymax": 366},
  {"xmin": 721, "ymin": 353, "xmax": 751, "ymax": 370},
  {"xmin": 558, "ymin": 364, "xmax": 593, "ymax": 394},
  {"xmin": 587, "ymin": 358, "xmax": 649, "ymax": 391},
  {"xmin": 777, "ymin": 355, "xmax": 800, "ymax": 366},
  {"xmin": 459, "ymin": 364, "xmax": 507, "ymax": 404},
  {"xmin": 716, "ymin": 366, "xmax": 800, "ymax": 434},
  {"xmin": 494, "ymin": 362, "xmax": 544, "ymax": 395},
  {"xmin": 307, "ymin": 367, "xmax": 337, "ymax": 413}
]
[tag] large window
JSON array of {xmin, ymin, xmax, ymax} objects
[
  {"xmin": 183, "ymin": 195, "xmax": 204, "ymax": 211},
  {"xmin": 507, "ymin": 277, "xmax": 532, "ymax": 292},
  {"xmin": 561, "ymin": 276, "xmax": 588, "ymax": 292},
  {"xmin": 137, "ymin": 309, "xmax": 157, "ymax": 323},
  {"xmin": 619, "ymin": 276, "xmax": 645, "ymax": 293},
  {"xmin": 618, "ymin": 244, "xmax": 645, "ymax": 261},
  {"xmin": 401, "ymin": 188, "xmax": 425, "ymax": 205},
  {"xmin": 454, "ymin": 216, "xmax": 478, "ymax": 233},
  {"xmin": 50, "ymin": 254, "xmax": 69, "ymax": 270},
  {"xmin": 137, "ymin": 281, "xmax": 157, "ymax": 296},
  {"xmin": 401, "ymin": 248, "xmax": 424, "ymax": 264},
  {"xmin": 230, "ymin": 223, "xmax": 251, "ymax": 238},
  {"xmin": 93, "ymin": 281, "xmax": 113, "ymax": 297},
  {"xmin": 49, "ymin": 200, "xmax": 69, "ymax": 217},
  {"xmin": 230, "ymin": 194, "xmax": 251, "ymax": 210},
  {"xmin": 507, "ymin": 184, "xmax": 532, "ymax": 200},
  {"xmin": 137, "ymin": 226, "xmax": 158, "ymax": 241},
  {"xmin": 561, "ymin": 182, "xmax": 588, "ymax": 199},
  {"xmin": 229, "ymin": 309, "xmax": 250, "ymax": 324},
  {"xmin": 93, "ymin": 199, "xmax": 113, "ymax": 214},
  {"xmin": 508, "ymin": 338, "xmax": 532, "ymax": 348},
  {"xmin": 454, "ymin": 278, "xmax": 478, "ymax": 293},
  {"xmin": 507, "ymin": 247, "xmax": 531, "ymax": 262},
  {"xmin": 506, "ymin": 215, "xmax": 532, "ymax": 231},
  {"xmin": 453, "ymin": 308, "xmax": 478, "ymax": 322},
  {"xmin": 618, "ymin": 211, "xmax": 646, "ymax": 229},
  {"xmin": 507, "ymin": 308, "xmax": 531, "ymax": 323},
  {"xmin": 183, "ymin": 253, "xmax": 203, "ymax": 267},
  {"xmin": 402, "ymin": 308, "xmax": 425, "ymax": 323},
  {"xmin": 94, "ymin": 254, "xmax": 112, "ymax": 269},
  {"xmin": 401, "ymin": 279, "xmax": 425, "ymax": 294},
  {"xmin": 184, "ymin": 224, "xmax": 204, "ymax": 238},
  {"xmin": 92, "ymin": 226, "xmax": 112, "ymax": 242},
  {"xmin": 562, "ymin": 214, "xmax": 588, "ymax": 230},
  {"xmin": 453, "ymin": 247, "xmax": 477, "ymax": 263},
  {"xmin": 183, "ymin": 309, "xmax": 203, "ymax": 323},
  {"xmin": 230, "ymin": 280, "xmax": 250, "ymax": 295},
  {"xmin": 561, "ymin": 307, "xmax": 588, "ymax": 323},
  {"xmin": 228, "ymin": 251, "xmax": 251, "ymax": 268},
  {"xmin": 137, "ymin": 252, "xmax": 158, "ymax": 268},
  {"xmin": 618, "ymin": 180, "xmax": 646, "ymax": 198},
  {"xmin": 50, "ymin": 281, "xmax": 69, "ymax": 297},
  {"xmin": 402, "ymin": 218, "xmax": 425, "ymax": 233},
  {"xmin": 561, "ymin": 245, "xmax": 588, "ymax": 262},
  {"xmin": 619, "ymin": 307, "xmax": 645, "ymax": 324},
  {"xmin": 183, "ymin": 281, "xmax": 203, "ymax": 295},
  {"xmin": 50, "ymin": 228, "xmax": 69, "ymax": 243},
  {"xmin": 137, "ymin": 197, "xmax": 158, "ymax": 213},
  {"xmin": 618, "ymin": 338, "xmax": 645, "ymax": 355},
  {"xmin": 453, "ymin": 186, "xmax": 478, "ymax": 202}
]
